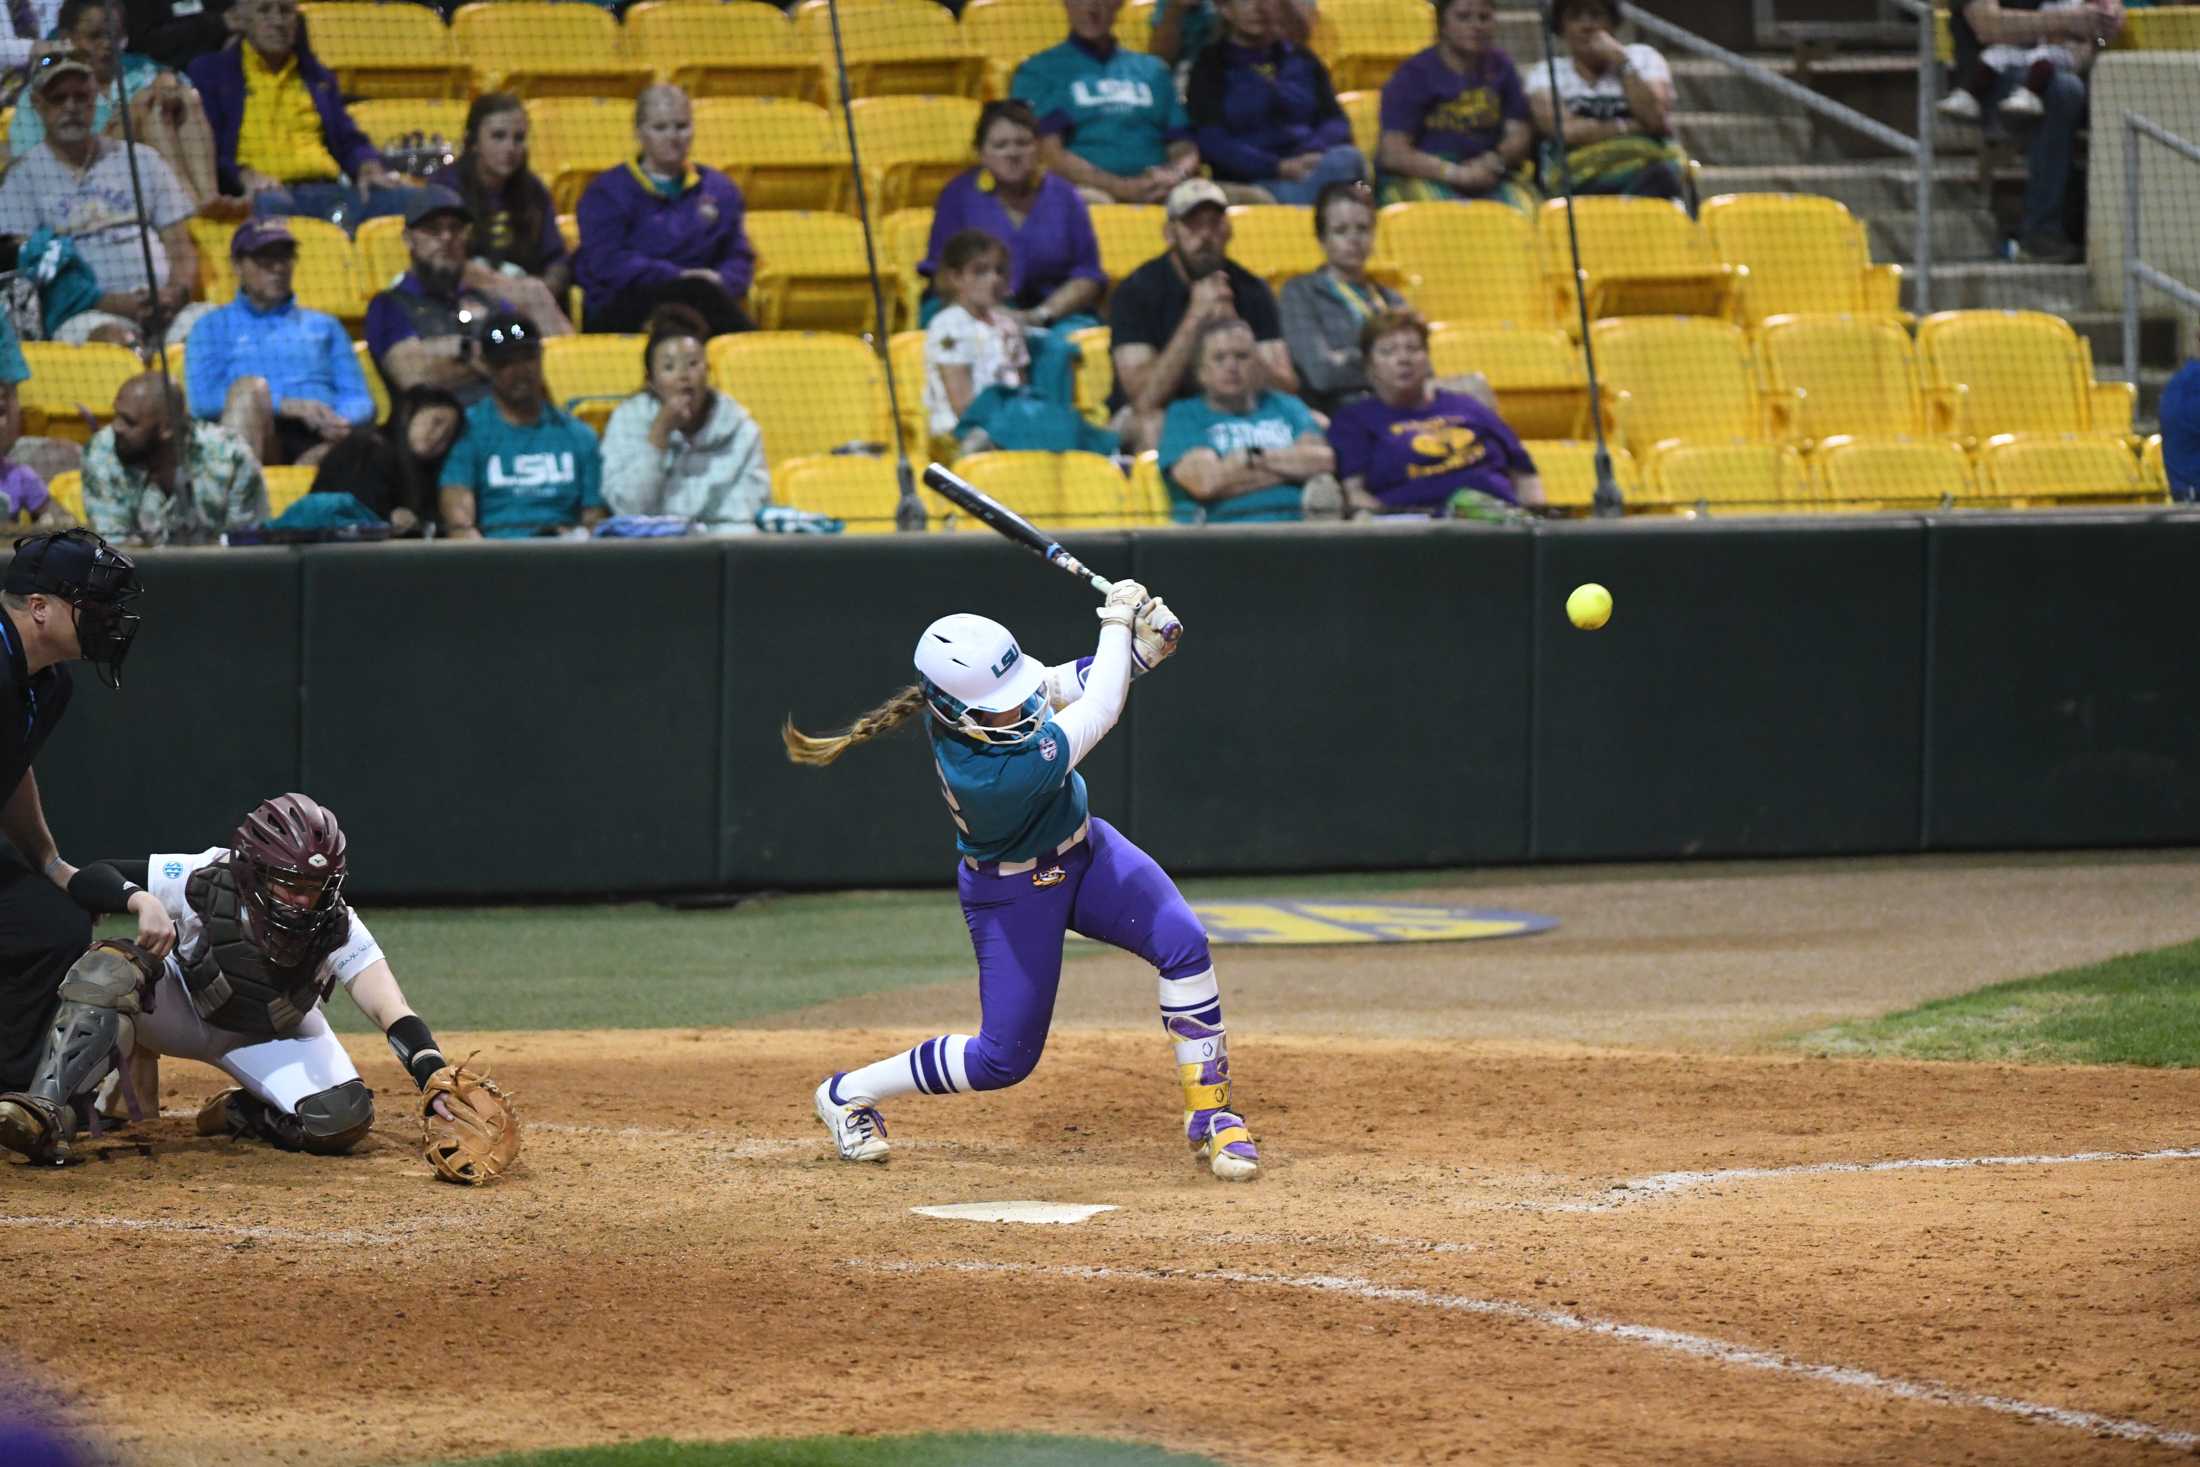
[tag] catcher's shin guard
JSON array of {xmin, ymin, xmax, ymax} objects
[
  {"xmin": 0, "ymin": 943, "xmax": 156, "ymax": 1163},
  {"xmin": 198, "ymin": 1081, "xmax": 373, "ymax": 1155}
]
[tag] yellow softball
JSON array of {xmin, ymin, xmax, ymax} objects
[{"xmin": 1567, "ymin": 582, "xmax": 1612, "ymax": 631}]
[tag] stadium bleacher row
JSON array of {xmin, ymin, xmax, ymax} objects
[{"xmin": 6, "ymin": 0, "xmax": 2191, "ymax": 534}]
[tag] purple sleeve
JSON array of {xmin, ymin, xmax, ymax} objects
[
  {"xmin": 363, "ymin": 292, "xmax": 417, "ymax": 361},
  {"xmin": 1476, "ymin": 395, "xmax": 1533, "ymax": 473},
  {"xmin": 920, "ymin": 175, "xmax": 974, "ymax": 278},
  {"xmin": 536, "ymin": 201, "xmax": 568, "ymax": 270},
  {"xmin": 1062, "ymin": 191, "xmax": 1104, "ymax": 286},
  {"xmin": 1327, "ymin": 401, "xmax": 1377, "ymax": 482},
  {"xmin": 1496, "ymin": 53, "xmax": 1529, "ymax": 122},
  {"xmin": 712, "ymin": 177, "xmax": 754, "ymax": 299},
  {"xmin": 1306, "ymin": 55, "xmax": 1351, "ymax": 152},
  {"xmin": 1379, "ymin": 55, "xmax": 1429, "ymax": 136},
  {"xmin": 311, "ymin": 67, "xmax": 379, "ymax": 179}
]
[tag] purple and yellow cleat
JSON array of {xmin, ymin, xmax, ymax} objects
[{"xmin": 1187, "ymin": 1105, "xmax": 1259, "ymax": 1182}]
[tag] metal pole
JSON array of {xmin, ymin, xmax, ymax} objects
[
  {"xmin": 1912, "ymin": 0, "xmax": 1934, "ymax": 319},
  {"xmin": 1537, "ymin": 3, "xmax": 1621, "ymax": 516},
  {"xmin": 2123, "ymin": 112, "xmax": 2142, "ymax": 386}
]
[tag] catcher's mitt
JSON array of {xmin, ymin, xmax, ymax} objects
[{"xmin": 420, "ymin": 1059, "xmax": 520, "ymax": 1185}]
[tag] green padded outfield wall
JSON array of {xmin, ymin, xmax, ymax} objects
[{"xmin": 33, "ymin": 514, "xmax": 2200, "ymax": 898}]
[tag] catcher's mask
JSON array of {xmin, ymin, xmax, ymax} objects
[
  {"xmin": 233, "ymin": 793, "xmax": 349, "ymax": 967},
  {"xmin": 914, "ymin": 612, "xmax": 1047, "ymax": 746},
  {"xmin": 3, "ymin": 528, "xmax": 143, "ymax": 689}
]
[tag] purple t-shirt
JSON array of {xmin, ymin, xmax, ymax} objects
[
  {"xmin": 920, "ymin": 169, "xmax": 1105, "ymax": 310},
  {"xmin": 1379, "ymin": 46, "xmax": 1529, "ymax": 163},
  {"xmin": 0, "ymin": 464, "xmax": 48, "ymax": 519},
  {"xmin": 1328, "ymin": 388, "xmax": 1535, "ymax": 510}
]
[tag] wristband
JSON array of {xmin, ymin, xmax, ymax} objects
[
  {"xmin": 386, "ymin": 1014, "xmax": 445, "ymax": 1090},
  {"xmin": 67, "ymin": 862, "xmax": 143, "ymax": 915}
]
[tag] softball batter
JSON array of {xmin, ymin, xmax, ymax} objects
[{"xmin": 785, "ymin": 579, "xmax": 1258, "ymax": 1181}]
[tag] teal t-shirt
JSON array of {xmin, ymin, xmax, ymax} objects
[
  {"xmin": 928, "ymin": 718, "xmax": 1089, "ymax": 864},
  {"xmin": 0, "ymin": 313, "xmax": 25, "ymax": 387},
  {"xmin": 441, "ymin": 395, "xmax": 604, "ymax": 539},
  {"xmin": 1012, "ymin": 37, "xmax": 1191, "ymax": 179},
  {"xmin": 1157, "ymin": 389, "xmax": 1320, "ymax": 523}
]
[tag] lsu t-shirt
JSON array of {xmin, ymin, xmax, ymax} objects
[
  {"xmin": 1013, "ymin": 37, "xmax": 1191, "ymax": 179},
  {"xmin": 440, "ymin": 395, "xmax": 604, "ymax": 538}
]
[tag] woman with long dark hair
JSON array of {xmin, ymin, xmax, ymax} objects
[
  {"xmin": 308, "ymin": 384, "xmax": 464, "ymax": 536},
  {"xmin": 448, "ymin": 93, "xmax": 572, "ymax": 336}
]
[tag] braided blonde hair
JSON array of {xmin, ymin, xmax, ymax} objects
[{"xmin": 782, "ymin": 685, "xmax": 929, "ymax": 766}]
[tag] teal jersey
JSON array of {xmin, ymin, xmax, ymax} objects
[
  {"xmin": 929, "ymin": 719, "xmax": 1090, "ymax": 864},
  {"xmin": 1157, "ymin": 388, "xmax": 1320, "ymax": 523},
  {"xmin": 441, "ymin": 395, "xmax": 605, "ymax": 539},
  {"xmin": 1012, "ymin": 38, "xmax": 1191, "ymax": 180}
]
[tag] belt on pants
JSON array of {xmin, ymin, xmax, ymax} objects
[{"xmin": 963, "ymin": 819, "xmax": 1089, "ymax": 877}]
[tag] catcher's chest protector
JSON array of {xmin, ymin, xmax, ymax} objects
[{"xmin": 181, "ymin": 860, "xmax": 346, "ymax": 1037}]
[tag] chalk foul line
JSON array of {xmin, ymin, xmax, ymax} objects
[
  {"xmin": 851, "ymin": 1258, "xmax": 2195, "ymax": 1450},
  {"xmin": 0, "ymin": 1212, "xmax": 428, "ymax": 1247},
  {"xmin": 1544, "ymin": 1145, "xmax": 2200, "ymax": 1213}
]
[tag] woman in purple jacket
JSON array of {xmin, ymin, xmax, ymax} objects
[
  {"xmin": 1184, "ymin": 0, "xmax": 1365, "ymax": 205},
  {"xmin": 574, "ymin": 84, "xmax": 755, "ymax": 337}
]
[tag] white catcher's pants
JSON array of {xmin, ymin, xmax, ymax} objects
[{"xmin": 130, "ymin": 967, "xmax": 360, "ymax": 1116}]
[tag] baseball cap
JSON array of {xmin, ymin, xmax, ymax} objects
[
  {"xmin": 404, "ymin": 185, "xmax": 473, "ymax": 228},
  {"xmin": 476, "ymin": 310, "xmax": 540, "ymax": 365},
  {"xmin": 26, "ymin": 51, "xmax": 95, "ymax": 96},
  {"xmin": 1164, "ymin": 178, "xmax": 1229, "ymax": 221},
  {"xmin": 230, "ymin": 217, "xmax": 297, "ymax": 260}
]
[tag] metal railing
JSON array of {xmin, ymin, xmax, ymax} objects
[
  {"xmin": 2121, "ymin": 112, "xmax": 2200, "ymax": 384},
  {"xmin": 1624, "ymin": 1, "xmax": 1936, "ymax": 316}
]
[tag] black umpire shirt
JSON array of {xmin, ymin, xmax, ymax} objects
[{"xmin": 0, "ymin": 611, "xmax": 73, "ymax": 805}]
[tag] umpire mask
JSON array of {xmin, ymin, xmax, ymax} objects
[{"xmin": 3, "ymin": 529, "xmax": 144, "ymax": 689}]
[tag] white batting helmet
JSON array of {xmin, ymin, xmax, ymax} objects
[{"xmin": 914, "ymin": 613, "xmax": 1048, "ymax": 745}]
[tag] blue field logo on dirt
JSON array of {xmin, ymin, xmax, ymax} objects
[{"xmin": 1191, "ymin": 900, "xmax": 1557, "ymax": 945}]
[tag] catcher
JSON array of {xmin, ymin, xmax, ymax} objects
[{"xmin": 0, "ymin": 793, "xmax": 518, "ymax": 1183}]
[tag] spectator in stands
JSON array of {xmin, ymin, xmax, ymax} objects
[
  {"xmin": 449, "ymin": 93, "xmax": 574, "ymax": 338},
  {"xmin": 12, "ymin": 0, "xmax": 221, "ymax": 213},
  {"xmin": 82, "ymin": 371, "xmax": 268, "ymax": 544},
  {"xmin": 575, "ymin": 85, "xmax": 754, "ymax": 338},
  {"xmin": 438, "ymin": 312, "xmax": 604, "ymax": 540},
  {"xmin": 601, "ymin": 304, "xmax": 768, "ymax": 534},
  {"xmin": 1151, "ymin": 0, "xmax": 1310, "ymax": 70},
  {"xmin": 2161, "ymin": 327, "xmax": 2198, "ymax": 504},
  {"xmin": 1279, "ymin": 181, "xmax": 1407, "ymax": 414},
  {"xmin": 1160, "ymin": 316, "xmax": 1337, "ymax": 523},
  {"xmin": 1328, "ymin": 310, "xmax": 1543, "ymax": 516},
  {"xmin": 1012, "ymin": 0, "xmax": 1202, "ymax": 206},
  {"xmin": 1108, "ymin": 178, "xmax": 1295, "ymax": 453},
  {"xmin": 1522, "ymin": 0, "xmax": 1686, "ymax": 202},
  {"xmin": 309, "ymin": 383, "xmax": 462, "ymax": 536},
  {"xmin": 1187, "ymin": 0, "xmax": 1365, "ymax": 206},
  {"xmin": 921, "ymin": 100, "xmax": 1104, "ymax": 337},
  {"xmin": 364, "ymin": 188, "xmax": 501, "ymax": 405},
  {"xmin": 185, "ymin": 218, "xmax": 372, "ymax": 468},
  {"xmin": 187, "ymin": 0, "xmax": 432, "ymax": 231},
  {"xmin": 925, "ymin": 230, "xmax": 1031, "ymax": 452},
  {"xmin": 1376, "ymin": 0, "xmax": 1535, "ymax": 210},
  {"xmin": 1942, "ymin": 0, "xmax": 2117, "ymax": 263},
  {"xmin": 0, "ymin": 52, "xmax": 209, "ymax": 350},
  {"xmin": 119, "ymin": 0, "xmax": 235, "ymax": 73},
  {"xmin": 0, "ymin": 315, "xmax": 73, "ymax": 527}
]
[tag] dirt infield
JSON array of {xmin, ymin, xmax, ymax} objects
[{"xmin": 5, "ymin": 851, "xmax": 2199, "ymax": 1467}]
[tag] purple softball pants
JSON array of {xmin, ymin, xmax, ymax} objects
[{"xmin": 954, "ymin": 817, "xmax": 1210, "ymax": 1092}]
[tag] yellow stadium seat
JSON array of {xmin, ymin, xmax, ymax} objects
[
  {"xmin": 1056, "ymin": 448, "xmax": 1151, "ymax": 527},
  {"xmin": 2142, "ymin": 433, "xmax": 2167, "ymax": 494},
  {"xmin": 1646, "ymin": 441, "xmax": 1810, "ymax": 514},
  {"xmin": 1336, "ymin": 88, "xmax": 1380, "ymax": 162},
  {"xmin": 354, "ymin": 215, "xmax": 408, "ymax": 292},
  {"xmin": 1915, "ymin": 309, "xmax": 2117, "ymax": 449},
  {"xmin": 946, "ymin": 449, "xmax": 1067, "ymax": 524},
  {"xmin": 1313, "ymin": 0, "xmax": 1432, "ymax": 93},
  {"xmin": 692, "ymin": 98, "xmax": 850, "ymax": 215},
  {"xmin": 450, "ymin": 3, "xmax": 649, "ymax": 100},
  {"xmin": 1811, "ymin": 435, "xmax": 1976, "ymax": 510},
  {"xmin": 44, "ymin": 470, "xmax": 85, "ymax": 524},
  {"xmin": 348, "ymin": 98, "xmax": 468, "ymax": 153},
  {"xmin": 626, "ymin": 2, "xmax": 813, "ymax": 99},
  {"xmin": 1426, "ymin": 324, "xmax": 1588, "ymax": 440},
  {"xmin": 2113, "ymin": 7, "xmax": 2200, "ymax": 48},
  {"xmin": 772, "ymin": 454, "xmax": 908, "ymax": 532},
  {"xmin": 846, "ymin": 95, "xmax": 982, "ymax": 221},
  {"xmin": 1379, "ymin": 201, "xmax": 1546, "ymax": 326},
  {"xmin": 1978, "ymin": 433, "xmax": 2156, "ymax": 506},
  {"xmin": 963, "ymin": 0, "xmax": 1065, "ymax": 99},
  {"xmin": 1067, "ymin": 324, "xmax": 1112, "ymax": 428},
  {"xmin": 1756, "ymin": 313, "xmax": 1946, "ymax": 450},
  {"xmin": 796, "ymin": 0, "xmax": 984, "ymax": 103},
  {"xmin": 1539, "ymin": 196, "xmax": 1741, "ymax": 331},
  {"xmin": 744, "ymin": 211, "xmax": 881, "ymax": 335},
  {"xmin": 886, "ymin": 331, "xmax": 938, "ymax": 463},
  {"xmin": 710, "ymin": 332, "xmax": 892, "ymax": 470},
  {"xmin": 1126, "ymin": 448, "xmax": 1170, "ymax": 520},
  {"xmin": 1519, "ymin": 439, "xmax": 1642, "ymax": 513},
  {"xmin": 528, "ymin": 99, "xmax": 634, "ymax": 215},
  {"xmin": 299, "ymin": 3, "xmax": 468, "ymax": 100},
  {"xmin": 356, "ymin": 342, "xmax": 389, "ymax": 425},
  {"xmin": 543, "ymin": 334, "xmax": 646, "ymax": 437},
  {"xmin": 882, "ymin": 208, "xmax": 935, "ymax": 331},
  {"xmin": 558, "ymin": 213, "xmax": 580, "ymax": 253},
  {"xmin": 1089, "ymin": 204, "xmax": 1167, "ymax": 287},
  {"xmin": 1225, "ymin": 204, "xmax": 1323, "ymax": 297},
  {"xmin": 261, "ymin": 464, "xmax": 317, "ymax": 519},
  {"xmin": 1700, "ymin": 193, "xmax": 1903, "ymax": 329},
  {"xmin": 1590, "ymin": 316, "xmax": 1784, "ymax": 460},
  {"xmin": 1115, "ymin": 0, "xmax": 1153, "ymax": 49}
]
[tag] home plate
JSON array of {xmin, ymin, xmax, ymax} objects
[{"xmin": 911, "ymin": 1202, "xmax": 1119, "ymax": 1225}]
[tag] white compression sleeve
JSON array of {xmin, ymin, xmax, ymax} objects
[
  {"xmin": 1052, "ymin": 623, "xmax": 1132, "ymax": 770},
  {"xmin": 1042, "ymin": 660, "xmax": 1089, "ymax": 711}
]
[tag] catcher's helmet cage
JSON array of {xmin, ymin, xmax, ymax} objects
[
  {"xmin": 232, "ymin": 794, "xmax": 350, "ymax": 968},
  {"xmin": 914, "ymin": 613, "xmax": 1048, "ymax": 746}
]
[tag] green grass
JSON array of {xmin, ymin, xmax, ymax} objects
[
  {"xmin": 1795, "ymin": 937, "xmax": 2200, "ymax": 1067},
  {"xmin": 114, "ymin": 866, "xmax": 1439, "ymax": 1033},
  {"xmin": 436, "ymin": 1434, "xmax": 1223, "ymax": 1467}
]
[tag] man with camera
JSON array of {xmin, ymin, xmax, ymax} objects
[{"xmin": 363, "ymin": 188, "xmax": 500, "ymax": 406}]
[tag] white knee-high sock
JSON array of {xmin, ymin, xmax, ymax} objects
[{"xmin": 833, "ymin": 1034, "xmax": 973, "ymax": 1105}]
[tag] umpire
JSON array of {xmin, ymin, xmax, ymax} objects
[{"xmin": 0, "ymin": 529, "xmax": 145, "ymax": 1090}]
